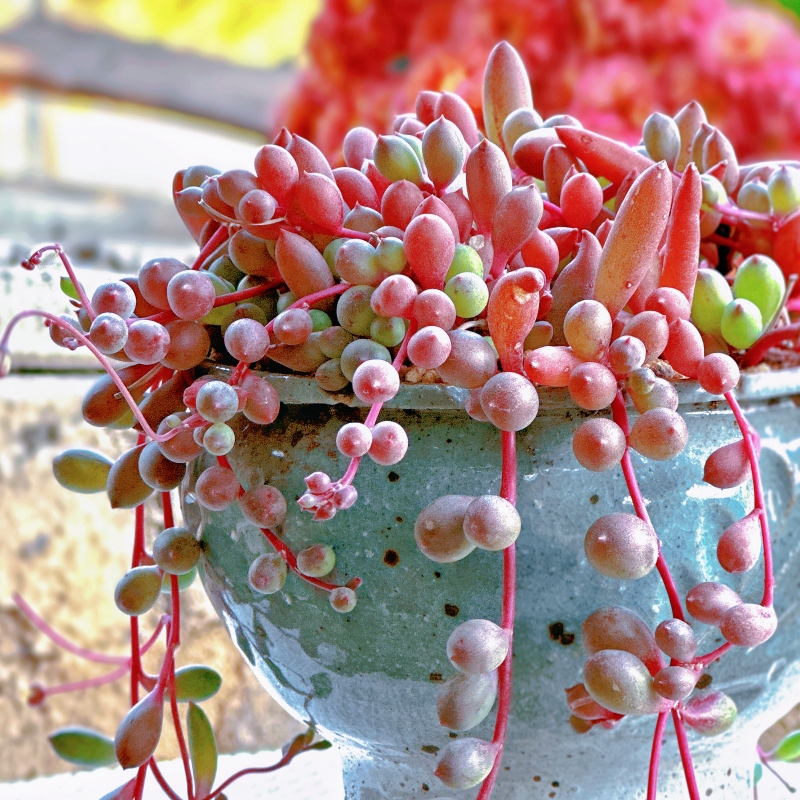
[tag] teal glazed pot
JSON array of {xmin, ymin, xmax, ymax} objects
[{"xmin": 187, "ymin": 367, "xmax": 800, "ymax": 799}]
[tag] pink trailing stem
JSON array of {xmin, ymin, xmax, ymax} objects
[
  {"xmin": 692, "ymin": 642, "xmax": 733, "ymax": 668},
  {"xmin": 264, "ymin": 282, "xmax": 351, "ymax": 337},
  {"xmin": 22, "ymin": 244, "xmax": 97, "ymax": 322},
  {"xmin": 304, "ymin": 319, "xmax": 418, "ymax": 496},
  {"xmin": 672, "ymin": 709, "xmax": 701, "ymax": 800},
  {"xmin": 13, "ymin": 592, "xmax": 128, "ymax": 666},
  {"xmin": 713, "ymin": 203, "xmax": 773, "ymax": 227},
  {"xmin": 611, "ymin": 393, "xmax": 686, "ymax": 622},
  {"xmin": 21, "ymin": 610, "xmax": 167, "ymax": 704},
  {"xmin": 204, "ymin": 736, "xmax": 321, "ymax": 800},
  {"xmin": 739, "ymin": 321, "xmax": 800, "ymax": 368},
  {"xmin": 0, "ymin": 310, "xmax": 180, "ymax": 443},
  {"xmin": 258, "ymin": 525, "xmax": 358, "ymax": 593},
  {"xmin": 144, "ymin": 278, "xmax": 286, "ymax": 327},
  {"xmin": 647, "ymin": 711, "xmax": 670, "ymax": 800},
  {"xmin": 757, "ymin": 745, "xmax": 797, "ymax": 793},
  {"xmin": 191, "ymin": 225, "xmax": 230, "ymax": 270},
  {"xmin": 213, "ymin": 455, "xmax": 361, "ymax": 593},
  {"xmin": 31, "ymin": 663, "xmax": 132, "ymax": 699},
  {"xmin": 725, "ymin": 392, "xmax": 774, "ymax": 607},
  {"xmin": 476, "ymin": 430, "xmax": 518, "ymax": 800}
]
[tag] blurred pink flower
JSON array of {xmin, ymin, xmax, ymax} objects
[{"xmin": 282, "ymin": 0, "xmax": 800, "ymax": 164}]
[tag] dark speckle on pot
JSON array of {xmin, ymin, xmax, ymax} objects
[
  {"xmin": 383, "ymin": 549, "xmax": 400, "ymax": 566},
  {"xmin": 444, "ymin": 604, "xmax": 459, "ymax": 617}
]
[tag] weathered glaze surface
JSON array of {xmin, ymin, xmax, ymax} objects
[{"xmin": 188, "ymin": 369, "xmax": 800, "ymax": 799}]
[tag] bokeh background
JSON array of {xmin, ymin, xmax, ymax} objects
[{"xmin": 1, "ymin": 0, "xmax": 800, "ymax": 790}]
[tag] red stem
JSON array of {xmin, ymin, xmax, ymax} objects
[
  {"xmin": 204, "ymin": 742, "xmax": 318, "ymax": 799},
  {"xmin": 264, "ymin": 282, "xmax": 351, "ymax": 337},
  {"xmin": 739, "ymin": 322, "xmax": 800, "ymax": 368},
  {"xmin": 142, "ymin": 278, "xmax": 285, "ymax": 326},
  {"xmin": 542, "ymin": 199, "xmax": 565, "ymax": 226},
  {"xmin": 338, "ymin": 320, "xmax": 418, "ymax": 487},
  {"xmin": 133, "ymin": 764, "xmax": 148, "ymax": 800},
  {"xmin": 148, "ymin": 758, "xmax": 184, "ymax": 800},
  {"xmin": 259, "ymin": 526, "xmax": 343, "ymax": 592},
  {"xmin": 476, "ymin": 431, "xmax": 517, "ymax": 800},
  {"xmin": 693, "ymin": 642, "xmax": 732, "ymax": 667},
  {"xmin": 167, "ymin": 611, "xmax": 195, "ymax": 800},
  {"xmin": 611, "ymin": 393, "xmax": 685, "ymax": 624},
  {"xmin": 672, "ymin": 709, "xmax": 701, "ymax": 800},
  {"xmin": 191, "ymin": 226, "xmax": 230, "ymax": 270},
  {"xmin": 213, "ymin": 455, "xmax": 353, "ymax": 593},
  {"xmin": 647, "ymin": 711, "xmax": 669, "ymax": 800},
  {"xmin": 133, "ymin": 499, "xmax": 147, "ymax": 566},
  {"xmin": 725, "ymin": 392, "xmax": 774, "ymax": 606}
]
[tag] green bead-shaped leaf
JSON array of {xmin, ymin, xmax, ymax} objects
[
  {"xmin": 99, "ymin": 778, "xmax": 137, "ymax": 800},
  {"xmin": 48, "ymin": 727, "xmax": 117, "ymax": 767},
  {"xmin": 160, "ymin": 566, "xmax": 197, "ymax": 595},
  {"xmin": 171, "ymin": 665, "xmax": 222, "ymax": 702},
  {"xmin": 53, "ymin": 449, "xmax": 114, "ymax": 494},
  {"xmin": 754, "ymin": 763, "xmax": 763, "ymax": 784},
  {"xmin": 187, "ymin": 702, "xmax": 217, "ymax": 798},
  {"xmin": 114, "ymin": 566, "xmax": 163, "ymax": 616},
  {"xmin": 773, "ymin": 730, "xmax": 800, "ymax": 762}
]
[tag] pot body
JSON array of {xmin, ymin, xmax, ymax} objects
[{"xmin": 189, "ymin": 371, "xmax": 800, "ymax": 799}]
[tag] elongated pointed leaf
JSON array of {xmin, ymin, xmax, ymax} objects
[
  {"xmin": 49, "ymin": 727, "xmax": 117, "ymax": 767},
  {"xmin": 594, "ymin": 162, "xmax": 672, "ymax": 319},
  {"xmin": 188, "ymin": 702, "xmax": 217, "ymax": 798},
  {"xmin": 774, "ymin": 730, "xmax": 800, "ymax": 762},
  {"xmin": 483, "ymin": 41, "xmax": 533, "ymax": 158}
]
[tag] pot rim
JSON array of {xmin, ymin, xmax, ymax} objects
[{"xmin": 205, "ymin": 362, "xmax": 800, "ymax": 412}]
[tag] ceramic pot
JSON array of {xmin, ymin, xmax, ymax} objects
[{"xmin": 187, "ymin": 368, "xmax": 800, "ymax": 799}]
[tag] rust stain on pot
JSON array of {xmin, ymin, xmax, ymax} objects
[
  {"xmin": 444, "ymin": 604, "xmax": 459, "ymax": 617},
  {"xmin": 696, "ymin": 673, "xmax": 713, "ymax": 690},
  {"xmin": 549, "ymin": 622, "xmax": 575, "ymax": 646},
  {"xmin": 429, "ymin": 672, "xmax": 443, "ymax": 682},
  {"xmin": 421, "ymin": 744, "xmax": 439, "ymax": 754},
  {"xmin": 383, "ymin": 549, "xmax": 400, "ymax": 566}
]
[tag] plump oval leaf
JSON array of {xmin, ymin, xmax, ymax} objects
[
  {"xmin": 48, "ymin": 727, "xmax": 117, "ymax": 766},
  {"xmin": 171, "ymin": 665, "xmax": 222, "ymax": 702},
  {"xmin": 60, "ymin": 276, "xmax": 83, "ymax": 301},
  {"xmin": 774, "ymin": 730, "xmax": 800, "ymax": 762}
]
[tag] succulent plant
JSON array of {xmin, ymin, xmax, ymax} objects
[{"xmin": 3, "ymin": 37, "xmax": 800, "ymax": 800}]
